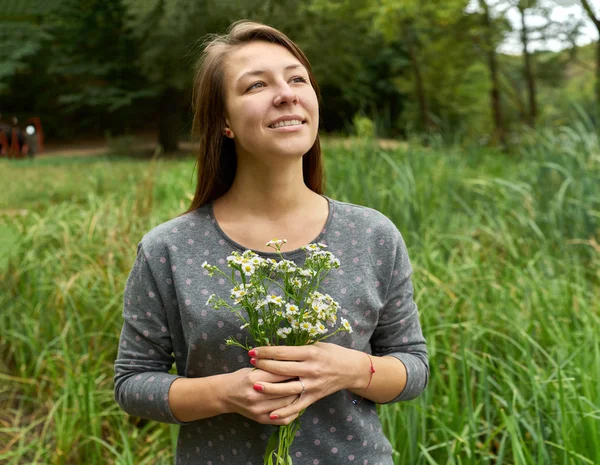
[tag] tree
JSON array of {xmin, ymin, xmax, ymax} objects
[
  {"xmin": 477, "ymin": 0, "xmax": 507, "ymax": 146},
  {"xmin": 47, "ymin": 0, "xmax": 151, "ymax": 133},
  {"xmin": 515, "ymin": 0, "xmax": 539, "ymax": 127},
  {"xmin": 580, "ymin": 0, "xmax": 600, "ymax": 120},
  {"xmin": 0, "ymin": 0, "xmax": 56, "ymax": 95}
]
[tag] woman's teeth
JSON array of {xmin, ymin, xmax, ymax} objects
[{"xmin": 269, "ymin": 119, "xmax": 303, "ymax": 129}]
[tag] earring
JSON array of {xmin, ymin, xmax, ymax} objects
[{"xmin": 224, "ymin": 128, "xmax": 232, "ymax": 137}]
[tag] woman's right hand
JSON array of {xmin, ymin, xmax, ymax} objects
[{"xmin": 223, "ymin": 368, "xmax": 301, "ymax": 426}]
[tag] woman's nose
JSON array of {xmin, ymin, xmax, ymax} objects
[{"xmin": 273, "ymin": 82, "xmax": 298, "ymax": 106}]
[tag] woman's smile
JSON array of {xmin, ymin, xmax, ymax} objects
[{"xmin": 267, "ymin": 121, "xmax": 307, "ymax": 132}]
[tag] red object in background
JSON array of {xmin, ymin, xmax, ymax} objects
[
  {"xmin": 0, "ymin": 131, "xmax": 8, "ymax": 156},
  {"xmin": 0, "ymin": 116, "xmax": 43, "ymax": 158},
  {"xmin": 10, "ymin": 128, "xmax": 19, "ymax": 155},
  {"xmin": 26, "ymin": 116, "xmax": 44, "ymax": 152}
]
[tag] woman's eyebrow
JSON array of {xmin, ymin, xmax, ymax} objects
[{"xmin": 236, "ymin": 64, "xmax": 304, "ymax": 86}]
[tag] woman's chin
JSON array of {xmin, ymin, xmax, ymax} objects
[{"xmin": 272, "ymin": 138, "xmax": 314, "ymax": 156}]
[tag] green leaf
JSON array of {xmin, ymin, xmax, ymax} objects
[{"xmin": 264, "ymin": 428, "xmax": 279, "ymax": 463}]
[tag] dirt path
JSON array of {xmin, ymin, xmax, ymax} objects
[
  {"xmin": 41, "ymin": 141, "xmax": 197, "ymax": 157},
  {"xmin": 38, "ymin": 138, "xmax": 402, "ymax": 158}
]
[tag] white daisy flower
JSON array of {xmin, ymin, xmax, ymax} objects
[
  {"xmin": 285, "ymin": 303, "xmax": 299, "ymax": 315},
  {"xmin": 298, "ymin": 269, "xmax": 315, "ymax": 278},
  {"xmin": 276, "ymin": 328, "xmax": 288, "ymax": 339},
  {"xmin": 300, "ymin": 321, "xmax": 313, "ymax": 332},
  {"xmin": 266, "ymin": 294, "xmax": 284, "ymax": 307},
  {"xmin": 230, "ymin": 288, "xmax": 247, "ymax": 300},
  {"xmin": 241, "ymin": 263, "xmax": 256, "ymax": 276},
  {"xmin": 274, "ymin": 259, "xmax": 296, "ymax": 273},
  {"xmin": 341, "ymin": 318, "xmax": 352, "ymax": 333},
  {"xmin": 266, "ymin": 239, "xmax": 287, "ymax": 248}
]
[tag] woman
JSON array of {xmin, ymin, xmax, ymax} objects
[{"xmin": 114, "ymin": 20, "xmax": 428, "ymax": 464}]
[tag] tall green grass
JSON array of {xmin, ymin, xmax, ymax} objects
[{"xmin": 1, "ymin": 130, "xmax": 598, "ymax": 464}]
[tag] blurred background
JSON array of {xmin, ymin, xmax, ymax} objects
[
  {"xmin": 1, "ymin": 1, "xmax": 599, "ymax": 465},
  {"xmin": 1, "ymin": 0, "xmax": 599, "ymax": 153}
]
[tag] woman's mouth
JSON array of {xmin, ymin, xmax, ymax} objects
[{"xmin": 268, "ymin": 119, "xmax": 306, "ymax": 129}]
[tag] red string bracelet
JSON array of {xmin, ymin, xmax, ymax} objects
[{"xmin": 348, "ymin": 353, "xmax": 375, "ymax": 405}]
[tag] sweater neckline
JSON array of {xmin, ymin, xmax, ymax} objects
[{"xmin": 207, "ymin": 195, "xmax": 335, "ymax": 259}]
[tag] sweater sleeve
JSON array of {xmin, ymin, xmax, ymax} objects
[
  {"xmin": 370, "ymin": 228, "xmax": 429, "ymax": 403},
  {"xmin": 113, "ymin": 242, "xmax": 189, "ymax": 425}
]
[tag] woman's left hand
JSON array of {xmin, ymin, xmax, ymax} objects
[{"xmin": 248, "ymin": 342, "xmax": 369, "ymax": 420}]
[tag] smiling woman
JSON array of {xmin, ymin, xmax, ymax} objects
[{"xmin": 113, "ymin": 20, "xmax": 429, "ymax": 465}]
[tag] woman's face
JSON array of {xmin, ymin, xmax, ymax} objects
[{"xmin": 222, "ymin": 41, "xmax": 319, "ymax": 163}]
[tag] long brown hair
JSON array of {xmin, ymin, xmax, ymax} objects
[{"xmin": 184, "ymin": 20, "xmax": 325, "ymax": 214}]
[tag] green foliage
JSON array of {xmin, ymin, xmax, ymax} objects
[
  {"xmin": 46, "ymin": 0, "xmax": 152, "ymax": 115},
  {"xmin": 1, "ymin": 131, "xmax": 599, "ymax": 463},
  {"xmin": 0, "ymin": 0, "xmax": 598, "ymax": 144},
  {"xmin": 0, "ymin": 22, "xmax": 51, "ymax": 94},
  {"xmin": 352, "ymin": 113, "xmax": 375, "ymax": 138}
]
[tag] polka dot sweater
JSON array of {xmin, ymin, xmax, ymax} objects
[{"xmin": 114, "ymin": 196, "xmax": 429, "ymax": 464}]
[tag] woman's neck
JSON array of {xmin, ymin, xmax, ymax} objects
[{"xmin": 220, "ymin": 157, "xmax": 318, "ymax": 221}]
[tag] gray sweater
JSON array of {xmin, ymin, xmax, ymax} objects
[{"xmin": 114, "ymin": 195, "xmax": 429, "ymax": 465}]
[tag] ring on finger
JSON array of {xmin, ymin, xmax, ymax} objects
[{"xmin": 298, "ymin": 379, "xmax": 306, "ymax": 395}]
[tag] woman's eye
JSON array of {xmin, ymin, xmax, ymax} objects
[
  {"xmin": 247, "ymin": 76, "xmax": 307, "ymax": 92},
  {"xmin": 248, "ymin": 82, "xmax": 264, "ymax": 91}
]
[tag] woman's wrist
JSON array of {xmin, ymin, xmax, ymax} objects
[
  {"xmin": 169, "ymin": 374, "xmax": 231, "ymax": 422},
  {"xmin": 343, "ymin": 348, "xmax": 374, "ymax": 391}
]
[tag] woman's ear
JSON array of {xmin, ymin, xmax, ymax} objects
[{"xmin": 224, "ymin": 118, "xmax": 234, "ymax": 138}]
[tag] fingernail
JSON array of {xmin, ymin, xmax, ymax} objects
[
  {"xmin": 270, "ymin": 414, "xmax": 279, "ymax": 420},
  {"xmin": 248, "ymin": 349, "xmax": 257, "ymax": 357},
  {"xmin": 253, "ymin": 383, "xmax": 263, "ymax": 392},
  {"xmin": 250, "ymin": 358, "xmax": 256, "ymax": 366}
]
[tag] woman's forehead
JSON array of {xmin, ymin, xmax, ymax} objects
[{"xmin": 225, "ymin": 42, "xmax": 304, "ymax": 83}]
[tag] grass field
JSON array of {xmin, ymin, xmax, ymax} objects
[{"xmin": 1, "ymin": 129, "xmax": 599, "ymax": 464}]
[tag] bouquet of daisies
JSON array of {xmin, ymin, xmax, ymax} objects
[{"xmin": 202, "ymin": 240, "xmax": 351, "ymax": 464}]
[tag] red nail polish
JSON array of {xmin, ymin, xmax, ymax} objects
[
  {"xmin": 270, "ymin": 414, "xmax": 279, "ymax": 420},
  {"xmin": 253, "ymin": 383, "xmax": 263, "ymax": 392},
  {"xmin": 248, "ymin": 349, "xmax": 257, "ymax": 357},
  {"xmin": 250, "ymin": 358, "xmax": 256, "ymax": 366}
]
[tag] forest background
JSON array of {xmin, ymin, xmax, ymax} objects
[{"xmin": 2, "ymin": 0, "xmax": 600, "ymax": 150}]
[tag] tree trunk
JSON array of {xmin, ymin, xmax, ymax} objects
[
  {"xmin": 158, "ymin": 87, "xmax": 180, "ymax": 153},
  {"xmin": 480, "ymin": 0, "xmax": 505, "ymax": 146},
  {"xmin": 519, "ymin": 3, "xmax": 536, "ymax": 127},
  {"xmin": 405, "ymin": 27, "xmax": 431, "ymax": 132},
  {"xmin": 580, "ymin": 0, "xmax": 600, "ymax": 122},
  {"xmin": 597, "ymin": 39, "xmax": 600, "ymax": 122}
]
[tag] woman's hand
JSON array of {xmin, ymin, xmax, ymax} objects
[
  {"xmin": 222, "ymin": 367, "xmax": 302, "ymax": 426},
  {"xmin": 247, "ymin": 342, "xmax": 370, "ymax": 421}
]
